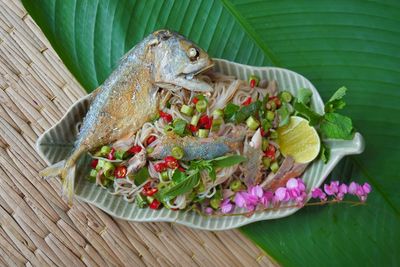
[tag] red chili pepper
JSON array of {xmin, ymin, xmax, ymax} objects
[
  {"xmin": 154, "ymin": 162, "xmax": 167, "ymax": 172},
  {"xmin": 269, "ymin": 96, "xmax": 281, "ymax": 107},
  {"xmin": 146, "ymin": 135, "xmax": 157, "ymax": 146},
  {"xmin": 264, "ymin": 144, "xmax": 276, "ymax": 160},
  {"xmin": 108, "ymin": 148, "xmax": 115, "ymax": 160},
  {"xmin": 199, "ymin": 115, "xmax": 212, "ymax": 129},
  {"xmin": 143, "ymin": 187, "xmax": 158, "ymax": 197},
  {"xmin": 177, "ymin": 165, "xmax": 185, "ymax": 172},
  {"xmin": 164, "ymin": 156, "xmax": 179, "ymax": 169},
  {"xmin": 250, "ymin": 79, "xmax": 256, "ymax": 88},
  {"xmin": 159, "ymin": 110, "xmax": 173, "ymax": 123},
  {"xmin": 149, "ymin": 199, "xmax": 161, "ymax": 209},
  {"xmin": 188, "ymin": 124, "xmax": 198, "ymax": 133},
  {"xmin": 192, "ymin": 97, "xmax": 199, "ymax": 104},
  {"xmin": 143, "ymin": 181, "xmax": 151, "ymax": 191},
  {"xmin": 128, "ymin": 145, "xmax": 142, "ymax": 154},
  {"xmin": 90, "ymin": 159, "xmax": 99, "ymax": 169},
  {"xmin": 242, "ymin": 97, "xmax": 252, "ymax": 106},
  {"xmin": 114, "ymin": 165, "xmax": 127, "ymax": 178}
]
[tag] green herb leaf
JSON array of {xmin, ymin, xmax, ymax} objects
[
  {"xmin": 133, "ymin": 167, "xmax": 149, "ymax": 186},
  {"xmin": 319, "ymin": 113, "xmax": 354, "ymax": 140},
  {"xmin": 319, "ymin": 142, "xmax": 330, "ymax": 164},
  {"xmin": 226, "ymin": 101, "xmax": 262, "ymax": 123},
  {"xmin": 293, "ymin": 101, "xmax": 323, "ymax": 126},
  {"xmin": 172, "ymin": 169, "xmax": 186, "ymax": 183},
  {"xmin": 224, "ymin": 103, "xmax": 240, "ymax": 121},
  {"xmin": 212, "ymin": 155, "xmax": 247, "ymax": 168},
  {"xmin": 325, "ymin": 86, "xmax": 347, "ymax": 113},
  {"xmin": 159, "ymin": 170, "xmax": 200, "ymax": 201},
  {"xmin": 297, "ymin": 88, "xmax": 313, "ymax": 105}
]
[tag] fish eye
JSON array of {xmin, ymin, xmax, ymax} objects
[{"xmin": 188, "ymin": 47, "xmax": 199, "ymax": 61}]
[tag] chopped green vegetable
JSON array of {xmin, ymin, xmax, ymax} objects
[
  {"xmin": 196, "ymin": 100, "xmax": 207, "ymax": 113},
  {"xmin": 103, "ymin": 162, "xmax": 115, "ymax": 178},
  {"xmin": 87, "ymin": 169, "xmax": 97, "ymax": 182},
  {"xmin": 96, "ymin": 159, "xmax": 105, "ymax": 171},
  {"xmin": 267, "ymin": 100, "xmax": 276, "ymax": 111},
  {"xmin": 135, "ymin": 194, "xmax": 147, "ymax": 208},
  {"xmin": 191, "ymin": 114, "xmax": 200, "ymax": 126},
  {"xmin": 262, "ymin": 119, "xmax": 272, "ymax": 132},
  {"xmin": 160, "ymin": 171, "xmax": 169, "ymax": 181},
  {"xmin": 269, "ymin": 130, "xmax": 278, "ymax": 139},
  {"xmin": 100, "ymin": 145, "xmax": 111, "ymax": 156},
  {"xmin": 211, "ymin": 116, "xmax": 223, "ymax": 131},
  {"xmin": 280, "ymin": 91, "xmax": 293, "ymax": 103},
  {"xmin": 230, "ymin": 180, "xmax": 243, "ymax": 192},
  {"xmin": 115, "ymin": 150, "xmax": 127, "ymax": 160},
  {"xmin": 173, "ymin": 118, "xmax": 187, "ymax": 136},
  {"xmin": 277, "ymin": 102, "xmax": 291, "ymax": 127},
  {"xmin": 180, "ymin": 105, "xmax": 194, "ymax": 116},
  {"xmin": 133, "ymin": 167, "xmax": 149, "ymax": 186},
  {"xmin": 172, "ymin": 169, "xmax": 186, "ymax": 183},
  {"xmin": 171, "ymin": 146, "xmax": 184, "ymax": 159},
  {"xmin": 266, "ymin": 111, "xmax": 275, "ymax": 121},
  {"xmin": 198, "ymin": 129, "xmax": 209, "ymax": 138},
  {"xmin": 270, "ymin": 161, "xmax": 279, "ymax": 173},
  {"xmin": 146, "ymin": 147, "xmax": 154, "ymax": 154},
  {"xmin": 212, "ymin": 108, "xmax": 224, "ymax": 118},
  {"xmin": 262, "ymin": 157, "xmax": 271, "ymax": 168},
  {"xmin": 297, "ymin": 88, "xmax": 313, "ymax": 105},
  {"xmin": 262, "ymin": 139, "xmax": 269, "ymax": 151},
  {"xmin": 246, "ymin": 115, "xmax": 260, "ymax": 130},
  {"xmin": 210, "ymin": 198, "xmax": 221, "ymax": 209},
  {"xmin": 319, "ymin": 113, "xmax": 354, "ymax": 140}
]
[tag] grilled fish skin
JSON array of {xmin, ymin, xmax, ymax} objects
[{"xmin": 40, "ymin": 30, "xmax": 214, "ymax": 203}]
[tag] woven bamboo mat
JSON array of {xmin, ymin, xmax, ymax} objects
[{"xmin": 0, "ymin": 1, "xmax": 277, "ymax": 266}]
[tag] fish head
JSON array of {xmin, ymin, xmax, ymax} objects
[{"xmin": 151, "ymin": 30, "xmax": 214, "ymax": 92}]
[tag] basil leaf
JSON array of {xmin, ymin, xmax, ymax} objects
[
  {"xmin": 319, "ymin": 113, "xmax": 354, "ymax": 140},
  {"xmin": 159, "ymin": 171, "xmax": 200, "ymax": 201},
  {"xmin": 212, "ymin": 155, "xmax": 247, "ymax": 168},
  {"xmin": 325, "ymin": 86, "xmax": 347, "ymax": 113},
  {"xmin": 133, "ymin": 167, "xmax": 149, "ymax": 186},
  {"xmin": 293, "ymin": 101, "xmax": 323, "ymax": 126},
  {"xmin": 297, "ymin": 88, "xmax": 313, "ymax": 105}
]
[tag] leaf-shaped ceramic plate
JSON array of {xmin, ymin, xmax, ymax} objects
[{"xmin": 36, "ymin": 59, "xmax": 364, "ymax": 230}]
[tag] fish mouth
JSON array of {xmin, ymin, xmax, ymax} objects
[{"xmin": 156, "ymin": 62, "xmax": 215, "ymax": 92}]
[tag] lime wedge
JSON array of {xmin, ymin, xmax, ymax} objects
[{"xmin": 277, "ymin": 116, "xmax": 320, "ymax": 164}]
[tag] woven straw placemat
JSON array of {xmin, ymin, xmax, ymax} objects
[{"xmin": 0, "ymin": 1, "xmax": 277, "ymax": 266}]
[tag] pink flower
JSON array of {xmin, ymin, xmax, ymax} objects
[
  {"xmin": 220, "ymin": 199, "xmax": 234, "ymax": 214},
  {"xmin": 234, "ymin": 192, "xmax": 258, "ymax": 211},
  {"xmin": 297, "ymin": 178, "xmax": 306, "ymax": 191},
  {"xmin": 362, "ymin": 183, "xmax": 372, "ymax": 194},
  {"xmin": 249, "ymin": 185, "xmax": 264, "ymax": 198},
  {"xmin": 324, "ymin": 181, "xmax": 339, "ymax": 195},
  {"xmin": 348, "ymin": 182, "xmax": 358, "ymax": 194},
  {"xmin": 311, "ymin": 188, "xmax": 327, "ymax": 201},
  {"xmin": 274, "ymin": 187, "xmax": 290, "ymax": 202},
  {"xmin": 260, "ymin": 191, "xmax": 273, "ymax": 207},
  {"xmin": 205, "ymin": 207, "xmax": 213, "ymax": 215},
  {"xmin": 336, "ymin": 184, "xmax": 348, "ymax": 201},
  {"xmin": 286, "ymin": 178, "xmax": 298, "ymax": 190}
]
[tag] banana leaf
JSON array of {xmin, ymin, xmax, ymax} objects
[{"xmin": 22, "ymin": 0, "xmax": 400, "ymax": 266}]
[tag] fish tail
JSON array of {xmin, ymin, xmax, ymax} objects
[{"xmin": 39, "ymin": 148, "xmax": 84, "ymax": 205}]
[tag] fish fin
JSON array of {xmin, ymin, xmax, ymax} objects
[
  {"xmin": 39, "ymin": 160, "xmax": 66, "ymax": 178},
  {"xmin": 62, "ymin": 164, "xmax": 76, "ymax": 206}
]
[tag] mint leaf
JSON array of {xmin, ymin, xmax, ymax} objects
[
  {"xmin": 297, "ymin": 88, "xmax": 313, "ymax": 105},
  {"xmin": 159, "ymin": 170, "xmax": 200, "ymax": 201},
  {"xmin": 325, "ymin": 87, "xmax": 347, "ymax": 113},
  {"xmin": 319, "ymin": 142, "xmax": 330, "ymax": 164},
  {"xmin": 319, "ymin": 113, "xmax": 354, "ymax": 140},
  {"xmin": 212, "ymin": 155, "xmax": 247, "ymax": 168},
  {"xmin": 133, "ymin": 167, "xmax": 149, "ymax": 186},
  {"xmin": 293, "ymin": 101, "xmax": 323, "ymax": 126}
]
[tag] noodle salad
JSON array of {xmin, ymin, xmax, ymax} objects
[{"xmin": 86, "ymin": 72, "xmax": 363, "ymax": 215}]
